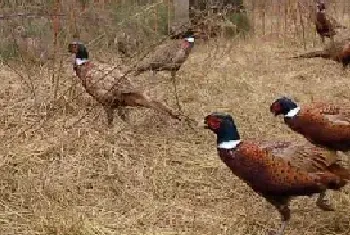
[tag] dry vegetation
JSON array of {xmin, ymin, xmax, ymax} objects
[{"xmin": 1, "ymin": 0, "xmax": 350, "ymax": 235}]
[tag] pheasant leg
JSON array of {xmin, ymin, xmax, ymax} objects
[
  {"xmin": 171, "ymin": 70, "xmax": 183, "ymax": 114},
  {"xmin": 269, "ymin": 220, "xmax": 287, "ymax": 235},
  {"xmin": 152, "ymin": 70, "xmax": 158, "ymax": 77},
  {"xmin": 117, "ymin": 106, "xmax": 130, "ymax": 122},
  {"xmin": 104, "ymin": 106, "xmax": 114, "ymax": 128},
  {"xmin": 316, "ymin": 191, "xmax": 334, "ymax": 211},
  {"xmin": 330, "ymin": 36, "xmax": 335, "ymax": 48},
  {"xmin": 321, "ymin": 35, "xmax": 325, "ymax": 43},
  {"xmin": 336, "ymin": 151, "xmax": 350, "ymax": 170},
  {"xmin": 266, "ymin": 198, "xmax": 290, "ymax": 235}
]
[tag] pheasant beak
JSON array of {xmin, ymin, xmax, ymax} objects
[
  {"xmin": 203, "ymin": 117, "xmax": 209, "ymax": 129},
  {"xmin": 68, "ymin": 43, "xmax": 73, "ymax": 53},
  {"xmin": 270, "ymin": 102, "xmax": 281, "ymax": 116},
  {"xmin": 270, "ymin": 105, "xmax": 277, "ymax": 116}
]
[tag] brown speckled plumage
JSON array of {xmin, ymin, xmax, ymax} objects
[
  {"xmin": 68, "ymin": 42, "xmax": 180, "ymax": 127},
  {"xmin": 135, "ymin": 38, "xmax": 193, "ymax": 76},
  {"xmin": 315, "ymin": 1, "xmax": 336, "ymax": 43},
  {"xmin": 340, "ymin": 42, "xmax": 350, "ymax": 68},
  {"xmin": 263, "ymin": 140, "xmax": 349, "ymax": 181},
  {"xmin": 205, "ymin": 112, "xmax": 349, "ymax": 235},
  {"xmin": 218, "ymin": 140, "xmax": 346, "ymax": 198},
  {"xmin": 270, "ymin": 98, "xmax": 350, "ymax": 151}
]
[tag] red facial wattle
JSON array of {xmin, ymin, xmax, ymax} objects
[
  {"xmin": 207, "ymin": 116, "xmax": 221, "ymax": 130},
  {"xmin": 270, "ymin": 102, "xmax": 282, "ymax": 115},
  {"xmin": 182, "ymin": 41, "xmax": 190, "ymax": 49}
]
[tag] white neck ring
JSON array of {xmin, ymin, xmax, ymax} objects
[
  {"xmin": 284, "ymin": 107, "xmax": 300, "ymax": 118},
  {"xmin": 218, "ymin": 140, "xmax": 241, "ymax": 149}
]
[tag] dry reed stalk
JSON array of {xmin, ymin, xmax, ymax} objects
[
  {"xmin": 67, "ymin": 0, "xmax": 79, "ymax": 100},
  {"xmin": 167, "ymin": 0, "xmax": 172, "ymax": 35},
  {"xmin": 262, "ymin": 5, "xmax": 266, "ymax": 35},
  {"xmin": 135, "ymin": 14, "xmax": 141, "ymax": 57},
  {"xmin": 284, "ymin": 1, "xmax": 288, "ymax": 43},
  {"xmin": 342, "ymin": 0, "xmax": 346, "ymax": 22},
  {"xmin": 332, "ymin": 0, "xmax": 337, "ymax": 21},
  {"xmin": 270, "ymin": 0, "xmax": 273, "ymax": 35},
  {"xmin": 276, "ymin": 0, "xmax": 281, "ymax": 38},
  {"xmin": 71, "ymin": 0, "xmax": 77, "ymax": 35},
  {"xmin": 154, "ymin": 3, "xmax": 158, "ymax": 33},
  {"xmin": 220, "ymin": 19, "xmax": 225, "ymax": 39},
  {"xmin": 250, "ymin": 0, "xmax": 256, "ymax": 35},
  {"xmin": 292, "ymin": 3, "xmax": 298, "ymax": 41},
  {"xmin": 297, "ymin": 2, "xmax": 306, "ymax": 50},
  {"xmin": 52, "ymin": 0, "xmax": 60, "ymax": 100},
  {"xmin": 208, "ymin": 7, "xmax": 213, "ymax": 40}
]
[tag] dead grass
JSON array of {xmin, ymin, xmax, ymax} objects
[
  {"xmin": 1, "ymin": 33, "xmax": 350, "ymax": 235},
  {"xmin": 1, "ymin": 2, "xmax": 350, "ymax": 234}
]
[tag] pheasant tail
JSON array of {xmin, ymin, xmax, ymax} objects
[
  {"xmin": 290, "ymin": 51, "xmax": 331, "ymax": 59},
  {"xmin": 316, "ymin": 172, "xmax": 347, "ymax": 190},
  {"xmin": 327, "ymin": 164, "xmax": 350, "ymax": 180}
]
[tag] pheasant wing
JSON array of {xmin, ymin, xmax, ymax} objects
[
  {"xmin": 255, "ymin": 140, "xmax": 338, "ymax": 172},
  {"xmin": 323, "ymin": 114, "xmax": 350, "ymax": 125},
  {"xmin": 236, "ymin": 142, "xmax": 344, "ymax": 196},
  {"xmin": 312, "ymin": 102, "xmax": 350, "ymax": 125}
]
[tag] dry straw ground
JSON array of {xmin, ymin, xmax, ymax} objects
[{"xmin": 1, "ymin": 2, "xmax": 350, "ymax": 235}]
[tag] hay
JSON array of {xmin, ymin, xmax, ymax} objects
[
  {"xmin": 1, "ymin": 1, "xmax": 350, "ymax": 234},
  {"xmin": 1, "ymin": 35, "xmax": 350, "ymax": 235}
]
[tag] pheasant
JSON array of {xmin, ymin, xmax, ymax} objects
[
  {"xmin": 290, "ymin": 39, "xmax": 350, "ymax": 69},
  {"xmin": 270, "ymin": 97, "xmax": 350, "ymax": 152},
  {"xmin": 204, "ymin": 112, "xmax": 349, "ymax": 235},
  {"xmin": 68, "ymin": 40, "xmax": 89, "ymax": 75},
  {"xmin": 134, "ymin": 32, "xmax": 195, "ymax": 115},
  {"xmin": 134, "ymin": 32, "xmax": 195, "ymax": 78},
  {"xmin": 315, "ymin": 0, "xmax": 336, "ymax": 44},
  {"xmin": 340, "ymin": 41, "xmax": 350, "ymax": 69},
  {"xmin": 270, "ymin": 96, "xmax": 350, "ymax": 171},
  {"xmin": 68, "ymin": 41, "xmax": 180, "ymax": 127}
]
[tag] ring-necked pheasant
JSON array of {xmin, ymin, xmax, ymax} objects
[
  {"xmin": 68, "ymin": 40, "xmax": 89, "ymax": 75},
  {"xmin": 68, "ymin": 41, "xmax": 180, "ymax": 127},
  {"xmin": 291, "ymin": 39, "xmax": 350, "ymax": 69},
  {"xmin": 314, "ymin": 0, "xmax": 346, "ymax": 44},
  {"xmin": 134, "ymin": 32, "xmax": 195, "ymax": 115},
  {"xmin": 134, "ymin": 32, "xmax": 195, "ymax": 78},
  {"xmin": 204, "ymin": 112, "xmax": 349, "ymax": 235},
  {"xmin": 342, "ymin": 42, "xmax": 350, "ymax": 69},
  {"xmin": 270, "ymin": 97, "xmax": 350, "ymax": 164},
  {"xmin": 315, "ymin": 0, "xmax": 336, "ymax": 44}
]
